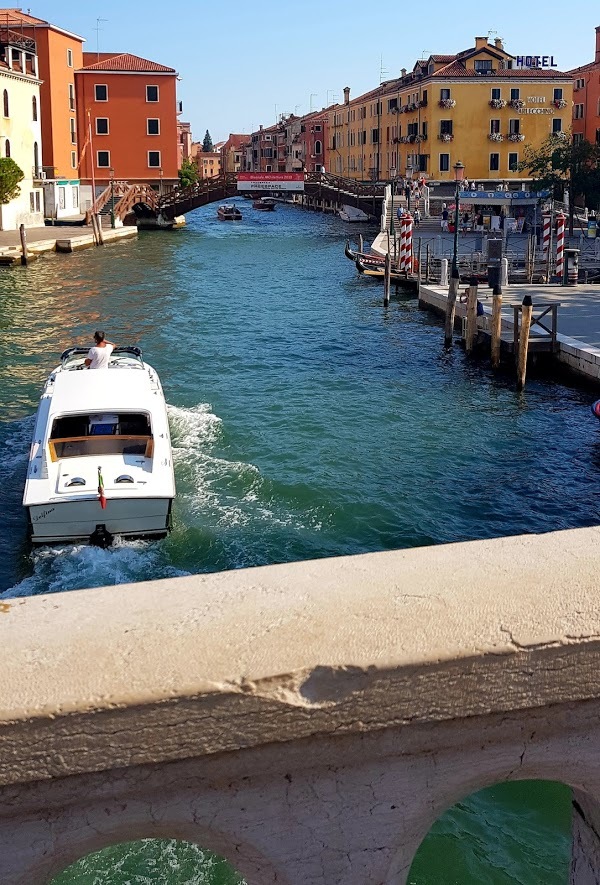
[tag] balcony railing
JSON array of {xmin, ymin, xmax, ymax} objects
[
  {"xmin": 32, "ymin": 167, "xmax": 46, "ymax": 181},
  {"xmin": 488, "ymin": 133, "xmax": 504, "ymax": 142},
  {"xmin": 507, "ymin": 132, "xmax": 525, "ymax": 142},
  {"xmin": 489, "ymin": 99, "xmax": 507, "ymax": 109},
  {"xmin": 439, "ymin": 98, "xmax": 456, "ymax": 109},
  {"xmin": 438, "ymin": 133, "xmax": 454, "ymax": 142}
]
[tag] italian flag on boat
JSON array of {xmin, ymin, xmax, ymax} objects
[{"xmin": 97, "ymin": 465, "xmax": 107, "ymax": 509}]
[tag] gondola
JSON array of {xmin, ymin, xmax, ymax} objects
[
  {"xmin": 355, "ymin": 257, "xmax": 406, "ymax": 282},
  {"xmin": 345, "ymin": 240, "xmax": 385, "ymax": 265}
]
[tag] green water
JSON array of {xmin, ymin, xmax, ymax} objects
[{"xmin": 1, "ymin": 200, "xmax": 591, "ymax": 880}]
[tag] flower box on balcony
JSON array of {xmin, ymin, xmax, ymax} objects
[
  {"xmin": 438, "ymin": 133, "xmax": 453, "ymax": 142},
  {"xmin": 418, "ymin": 99, "xmax": 428, "ymax": 108},
  {"xmin": 438, "ymin": 98, "xmax": 456, "ymax": 109},
  {"xmin": 554, "ymin": 99, "xmax": 567, "ymax": 109},
  {"xmin": 507, "ymin": 132, "xmax": 525, "ymax": 142},
  {"xmin": 488, "ymin": 133, "xmax": 504, "ymax": 142},
  {"xmin": 509, "ymin": 99, "xmax": 524, "ymax": 109},
  {"xmin": 489, "ymin": 99, "xmax": 507, "ymax": 109},
  {"xmin": 408, "ymin": 103, "xmax": 418, "ymax": 112},
  {"xmin": 552, "ymin": 131, "xmax": 568, "ymax": 140}
]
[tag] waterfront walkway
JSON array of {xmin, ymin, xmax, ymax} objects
[{"xmin": 0, "ymin": 224, "xmax": 137, "ymax": 264}]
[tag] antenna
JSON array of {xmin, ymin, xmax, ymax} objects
[
  {"xmin": 420, "ymin": 49, "xmax": 431, "ymax": 59},
  {"xmin": 487, "ymin": 29, "xmax": 498, "ymax": 42},
  {"xmin": 379, "ymin": 55, "xmax": 388, "ymax": 84},
  {"xmin": 326, "ymin": 90, "xmax": 337, "ymax": 105},
  {"xmin": 310, "ymin": 93, "xmax": 317, "ymax": 111},
  {"xmin": 94, "ymin": 17, "xmax": 108, "ymax": 60}
]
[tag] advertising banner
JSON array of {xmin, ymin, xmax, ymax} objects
[
  {"xmin": 237, "ymin": 173, "xmax": 305, "ymax": 193},
  {"xmin": 588, "ymin": 218, "xmax": 597, "ymax": 239}
]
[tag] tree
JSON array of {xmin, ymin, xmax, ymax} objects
[
  {"xmin": 519, "ymin": 134, "xmax": 600, "ymax": 234},
  {"xmin": 0, "ymin": 158, "xmax": 24, "ymax": 204},
  {"xmin": 178, "ymin": 157, "xmax": 199, "ymax": 188},
  {"xmin": 202, "ymin": 129, "xmax": 213, "ymax": 153}
]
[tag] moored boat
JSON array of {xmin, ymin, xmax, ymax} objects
[
  {"xmin": 339, "ymin": 204, "xmax": 370, "ymax": 223},
  {"xmin": 344, "ymin": 240, "xmax": 385, "ymax": 265},
  {"xmin": 23, "ymin": 346, "xmax": 175, "ymax": 546},
  {"xmin": 356, "ymin": 257, "xmax": 406, "ymax": 281},
  {"xmin": 217, "ymin": 204, "xmax": 242, "ymax": 220},
  {"xmin": 253, "ymin": 197, "xmax": 276, "ymax": 211}
]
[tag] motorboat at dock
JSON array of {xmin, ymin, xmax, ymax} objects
[
  {"xmin": 338, "ymin": 204, "xmax": 370, "ymax": 223},
  {"xmin": 23, "ymin": 346, "xmax": 175, "ymax": 546},
  {"xmin": 217, "ymin": 204, "xmax": 242, "ymax": 220},
  {"xmin": 253, "ymin": 197, "xmax": 276, "ymax": 211}
]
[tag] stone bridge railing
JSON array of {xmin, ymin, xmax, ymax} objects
[{"xmin": 2, "ymin": 526, "xmax": 600, "ymax": 883}]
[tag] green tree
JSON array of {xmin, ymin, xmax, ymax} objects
[
  {"xmin": 519, "ymin": 134, "xmax": 600, "ymax": 234},
  {"xmin": 178, "ymin": 157, "xmax": 199, "ymax": 188},
  {"xmin": 202, "ymin": 129, "xmax": 213, "ymax": 152},
  {"xmin": 0, "ymin": 157, "xmax": 24, "ymax": 204}
]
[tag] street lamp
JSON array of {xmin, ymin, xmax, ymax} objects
[
  {"xmin": 405, "ymin": 162, "xmax": 413, "ymax": 212},
  {"xmin": 109, "ymin": 166, "xmax": 115, "ymax": 229},
  {"xmin": 389, "ymin": 165, "xmax": 397, "ymax": 234},
  {"xmin": 451, "ymin": 161, "xmax": 465, "ymax": 280}
]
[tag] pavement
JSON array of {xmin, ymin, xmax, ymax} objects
[{"xmin": 0, "ymin": 225, "xmax": 90, "ymax": 248}]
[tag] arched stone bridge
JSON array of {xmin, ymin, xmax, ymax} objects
[{"xmin": 1, "ymin": 527, "xmax": 600, "ymax": 883}]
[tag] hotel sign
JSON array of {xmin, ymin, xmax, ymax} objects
[
  {"xmin": 237, "ymin": 173, "xmax": 305, "ymax": 192},
  {"xmin": 515, "ymin": 55, "xmax": 558, "ymax": 68}
]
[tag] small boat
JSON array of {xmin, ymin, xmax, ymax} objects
[
  {"xmin": 217, "ymin": 204, "xmax": 242, "ymax": 220},
  {"xmin": 253, "ymin": 197, "xmax": 276, "ymax": 211},
  {"xmin": 339, "ymin": 204, "xmax": 370, "ymax": 223},
  {"xmin": 344, "ymin": 240, "xmax": 385, "ymax": 265},
  {"xmin": 23, "ymin": 346, "xmax": 175, "ymax": 546},
  {"xmin": 356, "ymin": 257, "xmax": 406, "ymax": 281}
]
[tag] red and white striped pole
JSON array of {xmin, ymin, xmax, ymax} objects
[
  {"xmin": 555, "ymin": 212, "xmax": 566, "ymax": 281},
  {"xmin": 542, "ymin": 212, "xmax": 552, "ymax": 257},
  {"xmin": 399, "ymin": 214, "xmax": 408, "ymax": 271},
  {"xmin": 404, "ymin": 214, "xmax": 414, "ymax": 274}
]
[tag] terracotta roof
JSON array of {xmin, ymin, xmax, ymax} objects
[
  {"xmin": 432, "ymin": 60, "xmax": 570, "ymax": 78},
  {"xmin": 80, "ymin": 52, "xmax": 176, "ymax": 73},
  {"xmin": 0, "ymin": 7, "xmax": 84, "ymax": 39},
  {"xmin": 567, "ymin": 61, "xmax": 597, "ymax": 75},
  {"xmin": 431, "ymin": 54, "xmax": 456, "ymax": 63},
  {"xmin": 225, "ymin": 134, "xmax": 250, "ymax": 149}
]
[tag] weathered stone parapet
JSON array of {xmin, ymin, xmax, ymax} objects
[{"xmin": 2, "ymin": 526, "xmax": 600, "ymax": 882}]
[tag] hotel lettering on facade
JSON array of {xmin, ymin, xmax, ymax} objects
[{"xmin": 325, "ymin": 36, "xmax": 572, "ymax": 183}]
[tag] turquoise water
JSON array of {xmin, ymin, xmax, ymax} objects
[{"xmin": 1, "ymin": 200, "xmax": 592, "ymax": 880}]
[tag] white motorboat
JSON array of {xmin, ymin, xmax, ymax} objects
[
  {"xmin": 23, "ymin": 346, "xmax": 175, "ymax": 546},
  {"xmin": 338, "ymin": 204, "xmax": 370, "ymax": 223}
]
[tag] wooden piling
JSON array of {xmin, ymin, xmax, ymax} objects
[
  {"xmin": 465, "ymin": 276, "xmax": 478, "ymax": 355},
  {"xmin": 516, "ymin": 294, "xmax": 533, "ymax": 391},
  {"xmin": 425, "ymin": 243, "xmax": 430, "ymax": 282},
  {"xmin": 383, "ymin": 252, "xmax": 391, "ymax": 307},
  {"xmin": 359, "ymin": 233, "xmax": 364, "ymax": 254},
  {"xmin": 95, "ymin": 214, "xmax": 104, "ymax": 245},
  {"xmin": 490, "ymin": 284, "xmax": 503, "ymax": 369},
  {"xmin": 19, "ymin": 224, "xmax": 27, "ymax": 265},
  {"xmin": 417, "ymin": 238, "xmax": 422, "ymax": 296},
  {"xmin": 444, "ymin": 274, "xmax": 459, "ymax": 346}
]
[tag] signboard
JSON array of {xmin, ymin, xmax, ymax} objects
[
  {"xmin": 515, "ymin": 56, "xmax": 557, "ymax": 68},
  {"xmin": 237, "ymin": 173, "xmax": 304, "ymax": 193},
  {"xmin": 459, "ymin": 191, "xmax": 549, "ymax": 201}
]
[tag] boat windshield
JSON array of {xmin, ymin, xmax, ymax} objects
[
  {"xmin": 60, "ymin": 346, "xmax": 144, "ymax": 371},
  {"xmin": 49, "ymin": 412, "xmax": 153, "ymax": 461}
]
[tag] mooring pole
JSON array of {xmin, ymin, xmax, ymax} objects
[
  {"xmin": 490, "ymin": 283, "xmax": 503, "ymax": 369},
  {"xmin": 359, "ymin": 233, "xmax": 363, "ymax": 255},
  {"xmin": 445, "ymin": 274, "xmax": 459, "ymax": 346},
  {"xmin": 19, "ymin": 223, "xmax": 28, "ymax": 265},
  {"xmin": 516, "ymin": 294, "xmax": 533, "ymax": 391},
  {"xmin": 383, "ymin": 252, "xmax": 391, "ymax": 307},
  {"xmin": 465, "ymin": 275, "xmax": 478, "ymax": 355}
]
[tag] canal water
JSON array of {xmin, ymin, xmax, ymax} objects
[{"xmin": 2, "ymin": 199, "xmax": 596, "ymax": 882}]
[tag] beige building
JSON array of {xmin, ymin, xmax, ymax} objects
[
  {"xmin": 0, "ymin": 26, "xmax": 44, "ymax": 228},
  {"xmin": 192, "ymin": 146, "xmax": 221, "ymax": 179}
]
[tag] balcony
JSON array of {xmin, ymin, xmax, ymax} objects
[
  {"xmin": 32, "ymin": 167, "xmax": 46, "ymax": 181},
  {"xmin": 488, "ymin": 133, "xmax": 504, "ymax": 142},
  {"xmin": 489, "ymin": 99, "xmax": 507, "ymax": 109},
  {"xmin": 507, "ymin": 132, "xmax": 525, "ymax": 142},
  {"xmin": 438, "ymin": 133, "xmax": 454, "ymax": 142},
  {"xmin": 438, "ymin": 98, "xmax": 456, "ymax": 109},
  {"xmin": 554, "ymin": 99, "xmax": 568, "ymax": 109},
  {"xmin": 509, "ymin": 99, "xmax": 524, "ymax": 109}
]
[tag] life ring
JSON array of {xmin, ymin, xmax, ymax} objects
[{"xmin": 591, "ymin": 399, "xmax": 600, "ymax": 420}]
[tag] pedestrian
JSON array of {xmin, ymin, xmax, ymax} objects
[
  {"xmin": 414, "ymin": 207, "xmax": 421, "ymax": 227},
  {"xmin": 441, "ymin": 206, "xmax": 449, "ymax": 232},
  {"xmin": 461, "ymin": 211, "xmax": 470, "ymax": 235}
]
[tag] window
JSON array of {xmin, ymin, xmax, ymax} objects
[
  {"xmin": 147, "ymin": 118, "xmax": 160, "ymax": 135},
  {"xmin": 553, "ymin": 88, "xmax": 563, "ymax": 101},
  {"xmin": 71, "ymin": 150, "xmax": 77, "ymax": 168},
  {"xmin": 440, "ymin": 120, "xmax": 453, "ymax": 135},
  {"xmin": 491, "ymin": 88, "xmax": 501, "ymax": 100},
  {"xmin": 388, "ymin": 97, "xmax": 398, "ymax": 112},
  {"xmin": 575, "ymin": 78, "xmax": 585, "ymax": 90},
  {"xmin": 371, "ymin": 128, "xmax": 379, "ymax": 143},
  {"xmin": 418, "ymin": 154, "xmax": 428, "ymax": 172},
  {"xmin": 314, "ymin": 124, "xmax": 321, "ymax": 132},
  {"xmin": 439, "ymin": 153, "xmax": 450, "ymax": 172},
  {"xmin": 508, "ymin": 152, "xmax": 518, "ymax": 171},
  {"xmin": 490, "ymin": 119, "xmax": 500, "ymax": 134},
  {"xmin": 32, "ymin": 95, "xmax": 37, "ymax": 121},
  {"xmin": 573, "ymin": 133, "xmax": 584, "ymax": 145},
  {"xmin": 4, "ymin": 139, "xmax": 9, "ymax": 157},
  {"xmin": 3, "ymin": 89, "xmax": 8, "ymax": 117},
  {"xmin": 97, "ymin": 150, "xmax": 110, "ymax": 167},
  {"xmin": 34, "ymin": 141, "xmax": 39, "ymax": 172},
  {"xmin": 574, "ymin": 104, "xmax": 584, "ymax": 119},
  {"xmin": 72, "ymin": 186, "xmax": 79, "ymax": 208},
  {"xmin": 67, "ymin": 48, "xmax": 73, "ymax": 67},
  {"xmin": 440, "ymin": 88, "xmax": 451, "ymax": 100},
  {"xmin": 510, "ymin": 88, "xmax": 520, "ymax": 101},
  {"xmin": 69, "ymin": 83, "xmax": 75, "ymax": 111},
  {"xmin": 509, "ymin": 119, "xmax": 520, "ymax": 134},
  {"xmin": 490, "ymin": 153, "xmax": 500, "ymax": 171},
  {"xmin": 30, "ymin": 192, "xmax": 35, "ymax": 212},
  {"xmin": 95, "ymin": 117, "xmax": 109, "ymax": 135},
  {"xmin": 265, "ymin": 164, "xmax": 272, "ymax": 172},
  {"xmin": 553, "ymin": 118, "xmax": 563, "ymax": 133},
  {"xmin": 95, "ymin": 84, "xmax": 108, "ymax": 102},
  {"xmin": 70, "ymin": 118, "xmax": 76, "ymax": 144},
  {"xmin": 474, "ymin": 59, "xmax": 493, "ymax": 73},
  {"xmin": 148, "ymin": 150, "xmax": 161, "ymax": 167},
  {"xmin": 35, "ymin": 191, "xmax": 41, "ymax": 212},
  {"xmin": 314, "ymin": 140, "xmax": 322, "ymax": 155},
  {"xmin": 146, "ymin": 85, "xmax": 159, "ymax": 102}
]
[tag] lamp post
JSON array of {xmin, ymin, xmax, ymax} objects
[
  {"xmin": 109, "ymin": 166, "xmax": 115, "ymax": 229},
  {"xmin": 389, "ymin": 166, "xmax": 397, "ymax": 234},
  {"xmin": 159, "ymin": 167, "xmax": 163, "ymax": 197},
  {"xmin": 405, "ymin": 162, "xmax": 413, "ymax": 212},
  {"xmin": 451, "ymin": 161, "xmax": 465, "ymax": 279}
]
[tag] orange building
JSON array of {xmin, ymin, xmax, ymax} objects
[
  {"xmin": 220, "ymin": 134, "xmax": 250, "ymax": 172},
  {"xmin": 75, "ymin": 51, "xmax": 179, "ymax": 198},
  {"xmin": 192, "ymin": 147, "xmax": 221, "ymax": 178},
  {"xmin": 0, "ymin": 8, "xmax": 84, "ymax": 179},
  {"xmin": 568, "ymin": 27, "xmax": 600, "ymax": 145}
]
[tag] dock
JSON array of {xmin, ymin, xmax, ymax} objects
[{"xmin": 0, "ymin": 225, "xmax": 137, "ymax": 266}]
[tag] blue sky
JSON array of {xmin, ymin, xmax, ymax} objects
[{"xmin": 27, "ymin": 1, "xmax": 600, "ymax": 143}]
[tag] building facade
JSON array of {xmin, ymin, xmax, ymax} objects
[
  {"xmin": 326, "ymin": 37, "xmax": 572, "ymax": 184},
  {"xmin": 248, "ymin": 124, "xmax": 278, "ymax": 172},
  {"xmin": 177, "ymin": 121, "xmax": 192, "ymax": 168},
  {"xmin": 567, "ymin": 27, "xmax": 600, "ymax": 145},
  {"xmin": 220, "ymin": 134, "xmax": 249, "ymax": 173},
  {"xmin": 75, "ymin": 51, "xmax": 179, "ymax": 205},
  {"xmin": 0, "ymin": 26, "xmax": 44, "ymax": 228},
  {"xmin": 192, "ymin": 148, "xmax": 221, "ymax": 179}
]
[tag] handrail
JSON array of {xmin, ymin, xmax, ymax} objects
[{"xmin": 85, "ymin": 182, "xmax": 130, "ymax": 223}]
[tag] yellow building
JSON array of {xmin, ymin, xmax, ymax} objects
[
  {"xmin": 328, "ymin": 37, "xmax": 573, "ymax": 184},
  {"xmin": 192, "ymin": 147, "xmax": 221, "ymax": 179}
]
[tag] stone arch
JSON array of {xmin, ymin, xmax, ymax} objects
[{"xmin": 17, "ymin": 819, "xmax": 290, "ymax": 885}]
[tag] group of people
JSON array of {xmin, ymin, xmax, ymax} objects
[{"xmin": 397, "ymin": 205, "xmax": 421, "ymax": 227}]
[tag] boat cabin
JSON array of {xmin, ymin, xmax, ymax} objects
[{"xmin": 48, "ymin": 411, "xmax": 153, "ymax": 461}]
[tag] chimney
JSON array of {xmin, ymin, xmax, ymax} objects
[
  {"xmin": 596, "ymin": 26, "xmax": 600, "ymax": 63},
  {"xmin": 343, "ymin": 86, "xmax": 350, "ymax": 105},
  {"xmin": 494, "ymin": 37, "xmax": 503, "ymax": 50},
  {"xmin": 401, "ymin": 67, "xmax": 407, "ymax": 77},
  {"xmin": 475, "ymin": 36, "xmax": 487, "ymax": 49}
]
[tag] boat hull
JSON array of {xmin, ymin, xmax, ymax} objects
[{"xmin": 27, "ymin": 496, "xmax": 173, "ymax": 544}]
